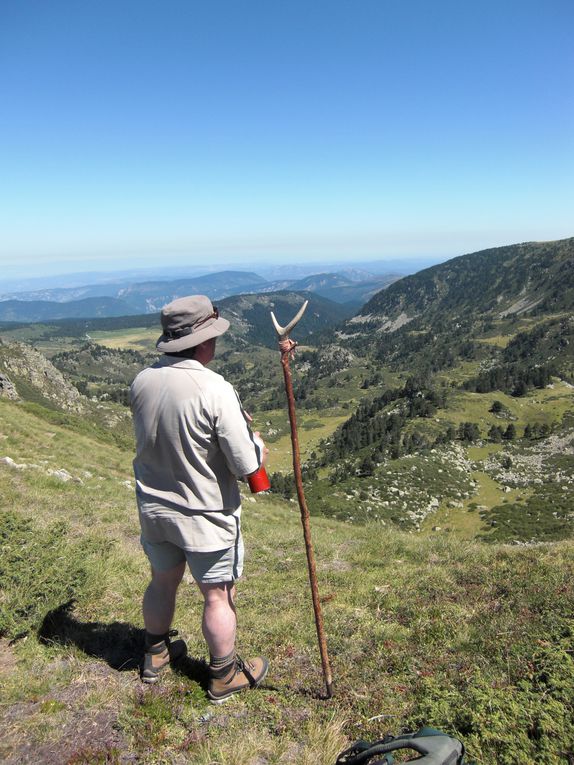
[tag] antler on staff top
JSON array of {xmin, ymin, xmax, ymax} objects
[{"xmin": 270, "ymin": 300, "xmax": 309, "ymax": 339}]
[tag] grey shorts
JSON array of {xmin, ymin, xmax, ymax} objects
[{"xmin": 141, "ymin": 535, "xmax": 244, "ymax": 583}]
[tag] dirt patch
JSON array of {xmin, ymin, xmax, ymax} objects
[
  {"xmin": 4, "ymin": 708, "xmax": 134, "ymax": 764},
  {"xmin": 0, "ymin": 638, "xmax": 19, "ymax": 676},
  {"xmin": 1, "ymin": 661, "xmax": 137, "ymax": 764},
  {"xmin": 319, "ymin": 557, "xmax": 352, "ymax": 572}
]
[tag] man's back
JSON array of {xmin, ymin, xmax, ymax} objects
[{"xmin": 131, "ymin": 354, "xmax": 260, "ymax": 513}]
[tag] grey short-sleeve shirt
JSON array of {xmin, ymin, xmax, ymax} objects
[{"xmin": 130, "ymin": 355, "xmax": 261, "ymax": 551}]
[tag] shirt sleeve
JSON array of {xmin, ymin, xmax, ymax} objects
[{"xmin": 214, "ymin": 382, "xmax": 262, "ymax": 477}]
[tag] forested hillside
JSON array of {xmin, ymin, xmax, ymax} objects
[
  {"xmin": 0, "ymin": 296, "xmax": 140, "ymax": 322},
  {"xmin": 284, "ymin": 239, "xmax": 574, "ymax": 540},
  {"xmin": 355, "ymin": 237, "xmax": 574, "ymax": 327}
]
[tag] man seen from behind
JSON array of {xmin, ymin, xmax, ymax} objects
[{"xmin": 130, "ymin": 295, "xmax": 269, "ymax": 702}]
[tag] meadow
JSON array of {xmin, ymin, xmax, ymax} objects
[
  {"xmin": 90, "ymin": 328, "xmax": 158, "ymax": 352},
  {"xmin": 1, "ymin": 392, "xmax": 574, "ymax": 764}
]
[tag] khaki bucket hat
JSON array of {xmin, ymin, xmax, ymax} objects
[{"xmin": 156, "ymin": 295, "xmax": 230, "ymax": 352}]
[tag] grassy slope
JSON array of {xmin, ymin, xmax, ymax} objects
[
  {"xmin": 1, "ymin": 399, "xmax": 573, "ymax": 764},
  {"xmin": 90, "ymin": 327, "xmax": 158, "ymax": 352},
  {"xmin": 6, "ymin": 316, "xmax": 573, "ymax": 545},
  {"xmin": 265, "ymin": 411, "xmax": 350, "ymax": 472},
  {"xmin": 4, "ymin": 313, "xmax": 573, "ymax": 543}
]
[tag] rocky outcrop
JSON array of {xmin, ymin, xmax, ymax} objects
[
  {"xmin": 483, "ymin": 429, "xmax": 574, "ymax": 488},
  {"xmin": 0, "ymin": 372, "xmax": 19, "ymax": 400},
  {"xmin": 315, "ymin": 344, "xmax": 356, "ymax": 374},
  {"xmin": 0, "ymin": 342, "xmax": 86, "ymax": 412}
]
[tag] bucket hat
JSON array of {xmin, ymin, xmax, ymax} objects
[{"xmin": 156, "ymin": 295, "xmax": 230, "ymax": 352}]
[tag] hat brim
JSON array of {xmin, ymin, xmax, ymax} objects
[{"xmin": 156, "ymin": 316, "xmax": 230, "ymax": 352}]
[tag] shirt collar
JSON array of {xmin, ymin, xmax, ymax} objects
[{"xmin": 156, "ymin": 355, "xmax": 206, "ymax": 370}]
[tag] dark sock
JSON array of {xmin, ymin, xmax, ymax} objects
[
  {"xmin": 209, "ymin": 649, "xmax": 236, "ymax": 676},
  {"xmin": 145, "ymin": 631, "xmax": 169, "ymax": 650}
]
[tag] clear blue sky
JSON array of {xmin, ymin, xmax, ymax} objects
[{"xmin": 1, "ymin": 0, "xmax": 572, "ymax": 277}]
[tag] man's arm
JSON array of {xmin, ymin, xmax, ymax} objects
[{"xmin": 215, "ymin": 383, "xmax": 266, "ymax": 478}]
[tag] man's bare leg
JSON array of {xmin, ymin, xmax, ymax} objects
[
  {"xmin": 199, "ymin": 581, "xmax": 269, "ymax": 702},
  {"xmin": 142, "ymin": 562, "xmax": 186, "ymax": 635},
  {"xmin": 141, "ymin": 562, "xmax": 187, "ymax": 683},
  {"xmin": 197, "ymin": 581, "xmax": 237, "ymax": 657}
]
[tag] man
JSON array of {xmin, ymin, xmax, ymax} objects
[{"xmin": 130, "ymin": 295, "xmax": 269, "ymax": 702}]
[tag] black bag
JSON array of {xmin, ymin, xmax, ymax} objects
[{"xmin": 335, "ymin": 726, "xmax": 467, "ymax": 765}]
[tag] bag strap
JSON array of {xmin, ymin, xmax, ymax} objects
[
  {"xmin": 336, "ymin": 728, "xmax": 465, "ymax": 765},
  {"xmin": 335, "ymin": 737, "xmax": 394, "ymax": 765}
]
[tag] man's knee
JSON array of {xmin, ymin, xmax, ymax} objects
[
  {"xmin": 198, "ymin": 581, "xmax": 235, "ymax": 605},
  {"xmin": 150, "ymin": 562, "xmax": 186, "ymax": 592}
]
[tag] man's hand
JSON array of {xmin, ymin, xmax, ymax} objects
[{"xmin": 253, "ymin": 431, "xmax": 269, "ymax": 466}]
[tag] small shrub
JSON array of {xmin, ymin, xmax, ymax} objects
[{"xmin": 0, "ymin": 511, "xmax": 108, "ymax": 639}]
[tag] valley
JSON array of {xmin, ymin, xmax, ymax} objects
[
  {"xmin": 1, "ymin": 240, "xmax": 573, "ymax": 542},
  {"xmin": 1, "ymin": 237, "xmax": 573, "ymax": 763}
]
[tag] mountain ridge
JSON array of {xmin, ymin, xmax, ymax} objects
[
  {"xmin": 353, "ymin": 237, "xmax": 574, "ymax": 331},
  {"xmin": 0, "ymin": 271, "xmax": 267, "ymax": 319},
  {"xmin": 0, "ymin": 269, "xmax": 400, "ymax": 322}
]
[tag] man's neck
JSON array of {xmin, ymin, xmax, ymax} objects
[{"xmin": 166, "ymin": 350, "xmax": 196, "ymax": 360}]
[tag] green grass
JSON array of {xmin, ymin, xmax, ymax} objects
[
  {"xmin": 426, "ymin": 384, "xmax": 574, "ymax": 452},
  {"xmin": 0, "ymin": 398, "xmax": 133, "ymax": 459},
  {"xmin": 90, "ymin": 327, "xmax": 158, "ymax": 351},
  {"xmin": 475, "ymin": 334, "xmax": 514, "ymax": 348},
  {"xmin": 1, "ymin": 399, "xmax": 574, "ymax": 763},
  {"xmin": 0, "ymin": 511, "xmax": 109, "ymax": 639},
  {"xmin": 267, "ymin": 412, "xmax": 350, "ymax": 472},
  {"xmin": 480, "ymin": 480, "xmax": 574, "ymax": 543},
  {"xmin": 420, "ymin": 466, "xmax": 521, "ymax": 539}
]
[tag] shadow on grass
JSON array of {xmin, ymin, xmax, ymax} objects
[{"xmin": 38, "ymin": 600, "xmax": 209, "ymax": 690}]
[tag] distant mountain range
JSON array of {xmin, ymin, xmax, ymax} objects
[
  {"xmin": 0, "ymin": 271, "xmax": 266, "ymax": 314},
  {"xmin": 219, "ymin": 290, "xmax": 357, "ymax": 348},
  {"xmin": 0, "ymin": 297, "xmax": 140, "ymax": 323},
  {"xmin": 261, "ymin": 272, "xmax": 402, "ymax": 305},
  {"xmin": 3, "ymin": 238, "xmax": 571, "ymax": 325},
  {"xmin": 0, "ymin": 267, "xmax": 403, "ymax": 322},
  {"xmin": 0, "ymin": 256, "xmax": 441, "ymax": 294},
  {"xmin": 0, "ymin": 290, "xmax": 355, "ymax": 351}
]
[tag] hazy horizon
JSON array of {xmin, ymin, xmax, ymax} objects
[
  {"xmin": 0, "ymin": 238, "xmax": 498, "ymax": 283},
  {"xmin": 0, "ymin": 252, "xmax": 451, "ymax": 294}
]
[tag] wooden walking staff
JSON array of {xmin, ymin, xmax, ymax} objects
[{"xmin": 271, "ymin": 300, "xmax": 334, "ymax": 699}]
